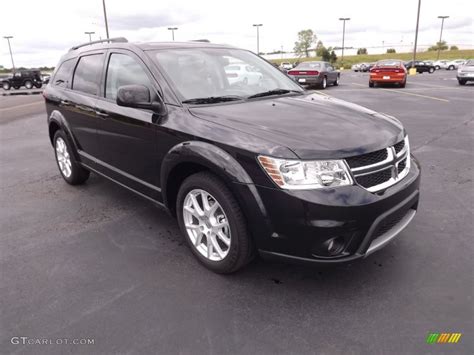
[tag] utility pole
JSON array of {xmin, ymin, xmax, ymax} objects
[
  {"xmin": 437, "ymin": 16, "xmax": 449, "ymax": 60},
  {"xmin": 339, "ymin": 18, "xmax": 350, "ymax": 67},
  {"xmin": 102, "ymin": 0, "xmax": 110, "ymax": 39},
  {"xmin": 411, "ymin": 0, "xmax": 421, "ymax": 75},
  {"xmin": 85, "ymin": 31, "xmax": 95, "ymax": 42},
  {"xmin": 168, "ymin": 27, "xmax": 178, "ymax": 41},
  {"xmin": 3, "ymin": 36, "xmax": 15, "ymax": 72},
  {"xmin": 253, "ymin": 24, "xmax": 263, "ymax": 55}
]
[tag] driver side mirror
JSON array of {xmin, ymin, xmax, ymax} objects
[{"xmin": 116, "ymin": 84, "xmax": 165, "ymax": 114}]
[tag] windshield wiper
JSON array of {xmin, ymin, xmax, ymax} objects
[
  {"xmin": 247, "ymin": 89, "xmax": 301, "ymax": 99},
  {"xmin": 182, "ymin": 95, "xmax": 243, "ymax": 104}
]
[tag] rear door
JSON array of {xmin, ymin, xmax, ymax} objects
[
  {"xmin": 64, "ymin": 52, "xmax": 105, "ymax": 162},
  {"xmin": 94, "ymin": 49, "xmax": 161, "ymax": 197}
]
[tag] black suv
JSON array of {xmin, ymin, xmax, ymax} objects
[
  {"xmin": 2, "ymin": 69, "xmax": 43, "ymax": 90},
  {"xmin": 44, "ymin": 38, "xmax": 420, "ymax": 273},
  {"xmin": 404, "ymin": 61, "xmax": 435, "ymax": 74}
]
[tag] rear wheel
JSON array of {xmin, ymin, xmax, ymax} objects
[
  {"xmin": 458, "ymin": 79, "xmax": 466, "ymax": 85},
  {"xmin": 428, "ymin": 67, "xmax": 434, "ymax": 73},
  {"xmin": 24, "ymin": 80, "xmax": 33, "ymax": 89},
  {"xmin": 177, "ymin": 172, "xmax": 254, "ymax": 273},
  {"xmin": 435, "ymin": 65, "xmax": 440, "ymax": 70},
  {"xmin": 34, "ymin": 83, "xmax": 43, "ymax": 89},
  {"xmin": 320, "ymin": 76, "xmax": 327, "ymax": 89},
  {"xmin": 369, "ymin": 81, "xmax": 374, "ymax": 88},
  {"xmin": 2, "ymin": 82, "xmax": 10, "ymax": 90},
  {"xmin": 53, "ymin": 130, "xmax": 90, "ymax": 185},
  {"xmin": 448, "ymin": 65, "xmax": 454, "ymax": 70},
  {"xmin": 399, "ymin": 80, "xmax": 406, "ymax": 88}
]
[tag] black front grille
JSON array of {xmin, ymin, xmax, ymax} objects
[
  {"xmin": 397, "ymin": 158, "xmax": 407, "ymax": 174},
  {"xmin": 345, "ymin": 148, "xmax": 388, "ymax": 169},
  {"xmin": 372, "ymin": 208, "xmax": 411, "ymax": 239},
  {"xmin": 355, "ymin": 168, "xmax": 392, "ymax": 188},
  {"xmin": 394, "ymin": 140, "xmax": 405, "ymax": 154}
]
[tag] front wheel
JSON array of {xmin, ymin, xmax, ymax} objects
[
  {"xmin": 53, "ymin": 130, "xmax": 90, "ymax": 185},
  {"xmin": 448, "ymin": 65, "xmax": 454, "ymax": 70},
  {"xmin": 177, "ymin": 172, "xmax": 254, "ymax": 273},
  {"xmin": 428, "ymin": 67, "xmax": 434, "ymax": 73},
  {"xmin": 458, "ymin": 79, "xmax": 466, "ymax": 85},
  {"xmin": 334, "ymin": 75, "xmax": 340, "ymax": 86},
  {"xmin": 34, "ymin": 83, "xmax": 43, "ymax": 89},
  {"xmin": 435, "ymin": 65, "xmax": 440, "ymax": 70},
  {"xmin": 2, "ymin": 82, "xmax": 10, "ymax": 90}
]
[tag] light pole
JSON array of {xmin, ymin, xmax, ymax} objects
[
  {"xmin": 3, "ymin": 36, "xmax": 15, "ymax": 72},
  {"xmin": 410, "ymin": 0, "xmax": 421, "ymax": 75},
  {"xmin": 102, "ymin": 0, "xmax": 110, "ymax": 39},
  {"xmin": 168, "ymin": 27, "xmax": 178, "ymax": 41},
  {"xmin": 253, "ymin": 24, "xmax": 263, "ymax": 55},
  {"xmin": 437, "ymin": 16, "xmax": 449, "ymax": 60},
  {"xmin": 85, "ymin": 31, "xmax": 95, "ymax": 42},
  {"xmin": 339, "ymin": 18, "xmax": 350, "ymax": 66}
]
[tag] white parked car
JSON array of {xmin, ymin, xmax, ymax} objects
[
  {"xmin": 457, "ymin": 59, "xmax": 474, "ymax": 85},
  {"xmin": 225, "ymin": 64, "xmax": 263, "ymax": 85},
  {"xmin": 433, "ymin": 60, "xmax": 449, "ymax": 70},
  {"xmin": 351, "ymin": 63, "xmax": 361, "ymax": 72},
  {"xmin": 446, "ymin": 59, "xmax": 466, "ymax": 70},
  {"xmin": 279, "ymin": 62, "xmax": 293, "ymax": 70}
]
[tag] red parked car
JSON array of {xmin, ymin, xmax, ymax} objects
[{"xmin": 369, "ymin": 60, "xmax": 407, "ymax": 88}]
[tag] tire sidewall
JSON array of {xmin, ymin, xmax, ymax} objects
[
  {"xmin": 176, "ymin": 174, "xmax": 245, "ymax": 273},
  {"xmin": 53, "ymin": 130, "xmax": 82, "ymax": 184}
]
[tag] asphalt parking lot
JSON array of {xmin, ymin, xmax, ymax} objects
[{"xmin": 1, "ymin": 70, "xmax": 472, "ymax": 354}]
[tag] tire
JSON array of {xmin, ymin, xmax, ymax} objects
[
  {"xmin": 334, "ymin": 75, "xmax": 340, "ymax": 86},
  {"xmin": 320, "ymin": 76, "xmax": 327, "ymax": 89},
  {"xmin": 13, "ymin": 86, "xmax": 20, "ymax": 90},
  {"xmin": 24, "ymin": 80, "xmax": 33, "ymax": 89},
  {"xmin": 448, "ymin": 65, "xmax": 454, "ymax": 70},
  {"xmin": 428, "ymin": 67, "xmax": 434, "ymax": 74},
  {"xmin": 399, "ymin": 80, "xmax": 406, "ymax": 88},
  {"xmin": 176, "ymin": 172, "xmax": 254, "ymax": 274},
  {"xmin": 2, "ymin": 82, "xmax": 10, "ymax": 90},
  {"xmin": 458, "ymin": 79, "xmax": 466, "ymax": 85},
  {"xmin": 53, "ymin": 130, "xmax": 90, "ymax": 185},
  {"xmin": 369, "ymin": 81, "xmax": 374, "ymax": 88},
  {"xmin": 34, "ymin": 83, "xmax": 43, "ymax": 89},
  {"xmin": 435, "ymin": 65, "xmax": 440, "ymax": 70}
]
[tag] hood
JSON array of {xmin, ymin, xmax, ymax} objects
[{"xmin": 189, "ymin": 92, "xmax": 404, "ymax": 160}]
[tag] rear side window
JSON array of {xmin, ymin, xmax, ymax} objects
[
  {"xmin": 72, "ymin": 54, "xmax": 104, "ymax": 95},
  {"xmin": 53, "ymin": 59, "xmax": 75, "ymax": 88},
  {"xmin": 105, "ymin": 53, "xmax": 152, "ymax": 100}
]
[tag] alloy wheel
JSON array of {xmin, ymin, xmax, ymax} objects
[
  {"xmin": 55, "ymin": 137, "xmax": 72, "ymax": 178},
  {"xmin": 182, "ymin": 189, "xmax": 231, "ymax": 261}
]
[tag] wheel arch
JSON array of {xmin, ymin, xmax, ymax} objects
[{"xmin": 48, "ymin": 110, "xmax": 81, "ymax": 161}]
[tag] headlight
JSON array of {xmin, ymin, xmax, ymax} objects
[{"xmin": 258, "ymin": 156, "xmax": 353, "ymax": 190}]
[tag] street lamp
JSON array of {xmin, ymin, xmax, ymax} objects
[
  {"xmin": 253, "ymin": 24, "xmax": 263, "ymax": 55},
  {"xmin": 437, "ymin": 16, "xmax": 449, "ymax": 60},
  {"xmin": 3, "ymin": 36, "xmax": 15, "ymax": 72},
  {"xmin": 339, "ymin": 18, "xmax": 350, "ymax": 66},
  {"xmin": 102, "ymin": 0, "xmax": 110, "ymax": 39},
  {"xmin": 85, "ymin": 31, "xmax": 95, "ymax": 42},
  {"xmin": 410, "ymin": 0, "xmax": 422, "ymax": 75},
  {"xmin": 168, "ymin": 27, "xmax": 178, "ymax": 41}
]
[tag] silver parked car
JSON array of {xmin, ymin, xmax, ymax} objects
[
  {"xmin": 457, "ymin": 59, "xmax": 474, "ymax": 85},
  {"xmin": 446, "ymin": 59, "xmax": 466, "ymax": 70}
]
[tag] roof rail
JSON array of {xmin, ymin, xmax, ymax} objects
[
  {"xmin": 191, "ymin": 39, "xmax": 210, "ymax": 43},
  {"xmin": 69, "ymin": 37, "xmax": 128, "ymax": 51}
]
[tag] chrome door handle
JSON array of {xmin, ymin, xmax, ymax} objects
[{"xmin": 95, "ymin": 111, "xmax": 109, "ymax": 119}]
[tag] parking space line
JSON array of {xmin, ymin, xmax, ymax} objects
[
  {"xmin": 351, "ymin": 83, "xmax": 449, "ymax": 102},
  {"xmin": 0, "ymin": 101, "xmax": 43, "ymax": 112}
]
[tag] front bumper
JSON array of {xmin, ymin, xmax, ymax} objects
[
  {"xmin": 457, "ymin": 73, "xmax": 474, "ymax": 81},
  {"xmin": 252, "ymin": 156, "xmax": 421, "ymax": 264}
]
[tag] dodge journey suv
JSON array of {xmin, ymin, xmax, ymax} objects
[{"xmin": 44, "ymin": 38, "xmax": 421, "ymax": 273}]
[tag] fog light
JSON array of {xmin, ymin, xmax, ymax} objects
[{"xmin": 325, "ymin": 236, "xmax": 345, "ymax": 256}]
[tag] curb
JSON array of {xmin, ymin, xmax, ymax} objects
[{"xmin": 1, "ymin": 90, "xmax": 43, "ymax": 97}]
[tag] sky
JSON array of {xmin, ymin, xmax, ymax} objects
[{"xmin": 0, "ymin": 0, "xmax": 473, "ymax": 68}]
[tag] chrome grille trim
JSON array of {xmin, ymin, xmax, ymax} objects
[{"xmin": 346, "ymin": 136, "xmax": 410, "ymax": 193}]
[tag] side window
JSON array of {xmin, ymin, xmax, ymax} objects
[
  {"xmin": 327, "ymin": 64, "xmax": 333, "ymax": 71},
  {"xmin": 53, "ymin": 59, "xmax": 76, "ymax": 88},
  {"xmin": 105, "ymin": 53, "xmax": 152, "ymax": 100},
  {"xmin": 72, "ymin": 54, "xmax": 104, "ymax": 95}
]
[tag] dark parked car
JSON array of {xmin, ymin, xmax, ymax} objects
[
  {"xmin": 44, "ymin": 38, "xmax": 420, "ymax": 273},
  {"xmin": 2, "ymin": 69, "xmax": 43, "ymax": 90},
  {"xmin": 287, "ymin": 61, "xmax": 340, "ymax": 89},
  {"xmin": 404, "ymin": 61, "xmax": 435, "ymax": 74}
]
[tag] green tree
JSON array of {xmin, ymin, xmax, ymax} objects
[
  {"xmin": 329, "ymin": 51, "xmax": 337, "ymax": 64},
  {"xmin": 450, "ymin": 45, "xmax": 459, "ymax": 50},
  {"xmin": 320, "ymin": 47, "xmax": 331, "ymax": 62},
  {"xmin": 315, "ymin": 40, "xmax": 325, "ymax": 57},
  {"xmin": 294, "ymin": 29, "xmax": 317, "ymax": 58},
  {"xmin": 386, "ymin": 48, "xmax": 396, "ymax": 53},
  {"xmin": 357, "ymin": 48, "xmax": 368, "ymax": 55},
  {"xmin": 428, "ymin": 40, "xmax": 448, "ymax": 51}
]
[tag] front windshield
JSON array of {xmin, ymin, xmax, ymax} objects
[
  {"xmin": 148, "ymin": 48, "xmax": 303, "ymax": 102},
  {"xmin": 465, "ymin": 59, "xmax": 474, "ymax": 66}
]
